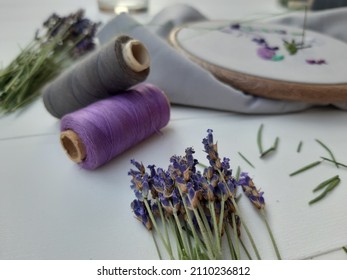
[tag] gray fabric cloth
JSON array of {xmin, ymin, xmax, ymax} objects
[
  {"xmin": 311, "ymin": 0, "xmax": 347, "ymax": 10},
  {"xmin": 97, "ymin": 4, "xmax": 347, "ymax": 114}
]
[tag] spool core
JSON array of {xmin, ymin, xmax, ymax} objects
[
  {"xmin": 60, "ymin": 130, "xmax": 86, "ymax": 163},
  {"xmin": 123, "ymin": 40, "xmax": 150, "ymax": 72}
]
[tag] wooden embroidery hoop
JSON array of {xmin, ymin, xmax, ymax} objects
[{"xmin": 169, "ymin": 21, "xmax": 347, "ymax": 103}]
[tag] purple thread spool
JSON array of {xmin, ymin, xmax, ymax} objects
[{"xmin": 60, "ymin": 83, "xmax": 170, "ymax": 170}]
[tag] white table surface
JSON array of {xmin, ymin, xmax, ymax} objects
[{"xmin": 1, "ymin": 0, "xmax": 346, "ymax": 260}]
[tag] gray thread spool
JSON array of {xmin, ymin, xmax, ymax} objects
[{"xmin": 42, "ymin": 35, "xmax": 150, "ymax": 118}]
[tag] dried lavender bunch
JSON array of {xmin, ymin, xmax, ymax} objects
[
  {"xmin": 129, "ymin": 129, "xmax": 281, "ymax": 260},
  {"xmin": 0, "ymin": 9, "xmax": 100, "ymax": 113}
]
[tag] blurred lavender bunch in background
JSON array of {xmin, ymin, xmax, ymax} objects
[
  {"xmin": 129, "ymin": 129, "xmax": 281, "ymax": 260},
  {"xmin": 0, "ymin": 9, "xmax": 100, "ymax": 113}
]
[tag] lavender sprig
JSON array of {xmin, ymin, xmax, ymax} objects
[
  {"xmin": 0, "ymin": 9, "xmax": 100, "ymax": 113},
  {"xmin": 129, "ymin": 129, "xmax": 280, "ymax": 260}
]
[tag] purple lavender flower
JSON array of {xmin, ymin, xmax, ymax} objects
[
  {"xmin": 131, "ymin": 199, "xmax": 152, "ymax": 230},
  {"xmin": 152, "ymin": 167, "xmax": 174, "ymax": 197},
  {"xmin": 158, "ymin": 193, "xmax": 173, "ymax": 214},
  {"xmin": 129, "ymin": 159, "xmax": 156, "ymax": 200},
  {"xmin": 129, "ymin": 159, "xmax": 145, "ymax": 176},
  {"xmin": 187, "ymin": 181, "xmax": 201, "ymax": 209},
  {"xmin": 41, "ymin": 9, "xmax": 99, "ymax": 57},
  {"xmin": 238, "ymin": 172, "xmax": 265, "ymax": 210},
  {"xmin": 202, "ymin": 129, "xmax": 222, "ymax": 169}
]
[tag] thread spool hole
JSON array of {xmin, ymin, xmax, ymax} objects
[
  {"xmin": 60, "ymin": 130, "xmax": 86, "ymax": 163},
  {"xmin": 131, "ymin": 42, "xmax": 149, "ymax": 67},
  {"xmin": 123, "ymin": 40, "xmax": 150, "ymax": 72}
]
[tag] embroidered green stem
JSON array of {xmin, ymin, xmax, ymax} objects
[{"xmin": 301, "ymin": 4, "xmax": 308, "ymax": 46}]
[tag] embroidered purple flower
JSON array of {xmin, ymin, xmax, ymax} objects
[
  {"xmin": 231, "ymin": 23, "xmax": 241, "ymax": 30},
  {"xmin": 252, "ymin": 36, "xmax": 283, "ymax": 61},
  {"xmin": 306, "ymin": 59, "xmax": 327, "ymax": 65},
  {"xmin": 252, "ymin": 37, "xmax": 267, "ymax": 46},
  {"xmin": 257, "ymin": 47, "xmax": 284, "ymax": 61}
]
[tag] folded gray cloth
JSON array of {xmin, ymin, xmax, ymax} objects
[
  {"xmin": 97, "ymin": 4, "xmax": 347, "ymax": 113},
  {"xmin": 311, "ymin": 0, "xmax": 347, "ymax": 11}
]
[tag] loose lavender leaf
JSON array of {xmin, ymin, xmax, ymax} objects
[
  {"xmin": 309, "ymin": 178, "xmax": 340, "ymax": 205},
  {"xmin": 297, "ymin": 141, "xmax": 303, "ymax": 153},
  {"xmin": 257, "ymin": 124, "xmax": 264, "ymax": 154},
  {"xmin": 320, "ymin": 157, "xmax": 347, "ymax": 168},
  {"xmin": 313, "ymin": 175, "xmax": 339, "ymax": 192},
  {"xmin": 238, "ymin": 152, "xmax": 255, "ymax": 168},
  {"xmin": 315, "ymin": 139, "xmax": 339, "ymax": 168},
  {"xmin": 289, "ymin": 160, "xmax": 322, "ymax": 176}
]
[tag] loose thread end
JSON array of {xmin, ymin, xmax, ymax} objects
[
  {"xmin": 60, "ymin": 130, "xmax": 86, "ymax": 163},
  {"xmin": 123, "ymin": 39, "xmax": 150, "ymax": 72}
]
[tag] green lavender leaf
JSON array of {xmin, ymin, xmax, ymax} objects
[
  {"xmin": 309, "ymin": 178, "xmax": 341, "ymax": 205},
  {"xmin": 315, "ymin": 139, "xmax": 339, "ymax": 168},
  {"xmin": 321, "ymin": 157, "xmax": 347, "ymax": 168},
  {"xmin": 297, "ymin": 141, "xmax": 303, "ymax": 153},
  {"xmin": 260, "ymin": 137, "xmax": 279, "ymax": 158},
  {"xmin": 238, "ymin": 152, "xmax": 255, "ymax": 168},
  {"xmin": 257, "ymin": 124, "xmax": 264, "ymax": 154},
  {"xmin": 313, "ymin": 175, "xmax": 339, "ymax": 192},
  {"xmin": 289, "ymin": 160, "xmax": 322, "ymax": 176}
]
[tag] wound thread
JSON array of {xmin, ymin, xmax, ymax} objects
[
  {"xmin": 43, "ymin": 35, "xmax": 150, "ymax": 118},
  {"xmin": 60, "ymin": 83, "xmax": 170, "ymax": 170}
]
